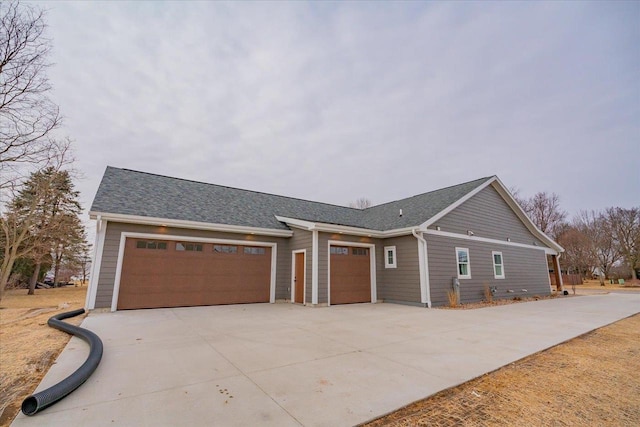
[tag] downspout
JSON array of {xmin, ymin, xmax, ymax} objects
[{"xmin": 412, "ymin": 228, "xmax": 432, "ymax": 308}]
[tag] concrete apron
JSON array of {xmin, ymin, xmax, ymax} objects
[{"xmin": 11, "ymin": 293, "xmax": 640, "ymax": 427}]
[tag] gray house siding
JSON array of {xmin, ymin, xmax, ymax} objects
[
  {"xmin": 431, "ymin": 185, "xmax": 546, "ymax": 247},
  {"xmin": 377, "ymin": 235, "xmax": 421, "ymax": 304},
  {"xmin": 94, "ymin": 222, "xmax": 291, "ymax": 309},
  {"xmin": 426, "ymin": 233, "xmax": 550, "ymax": 306},
  {"xmin": 318, "ymin": 232, "xmax": 379, "ymax": 305},
  {"xmin": 288, "ymin": 228, "xmax": 312, "ymax": 303}
]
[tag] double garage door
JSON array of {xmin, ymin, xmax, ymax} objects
[{"xmin": 117, "ymin": 238, "xmax": 271, "ymax": 310}]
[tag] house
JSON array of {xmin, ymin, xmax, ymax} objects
[{"xmin": 86, "ymin": 167, "xmax": 564, "ymax": 311}]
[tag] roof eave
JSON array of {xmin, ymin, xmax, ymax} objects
[{"xmin": 89, "ymin": 211, "xmax": 294, "ymax": 238}]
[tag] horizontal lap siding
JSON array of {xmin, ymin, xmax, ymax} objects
[
  {"xmin": 319, "ymin": 233, "xmax": 379, "ymax": 305},
  {"xmin": 432, "ymin": 186, "xmax": 546, "ymax": 247},
  {"xmin": 377, "ymin": 235, "xmax": 421, "ymax": 303},
  {"xmin": 289, "ymin": 229, "xmax": 312, "ymax": 303},
  {"xmin": 427, "ymin": 234, "xmax": 551, "ymax": 306},
  {"xmin": 94, "ymin": 222, "xmax": 290, "ymax": 309}
]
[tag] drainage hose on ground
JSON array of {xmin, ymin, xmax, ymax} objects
[{"xmin": 21, "ymin": 308, "xmax": 103, "ymax": 416}]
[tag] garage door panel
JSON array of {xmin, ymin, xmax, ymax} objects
[
  {"xmin": 330, "ymin": 246, "xmax": 371, "ymax": 305},
  {"xmin": 117, "ymin": 239, "xmax": 271, "ymax": 310}
]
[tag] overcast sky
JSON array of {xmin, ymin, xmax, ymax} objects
[{"xmin": 41, "ymin": 1, "xmax": 638, "ymax": 230}]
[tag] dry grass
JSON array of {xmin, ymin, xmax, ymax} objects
[
  {"xmin": 446, "ymin": 290, "xmax": 458, "ymax": 307},
  {"xmin": 0, "ymin": 286, "xmax": 87, "ymax": 427},
  {"xmin": 439, "ymin": 293, "xmax": 561, "ymax": 310},
  {"xmin": 577, "ymin": 279, "xmax": 640, "ymax": 290},
  {"xmin": 363, "ymin": 313, "xmax": 640, "ymax": 427}
]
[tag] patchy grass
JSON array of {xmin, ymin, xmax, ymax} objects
[
  {"xmin": 0, "ymin": 286, "xmax": 87, "ymax": 427},
  {"xmin": 363, "ymin": 314, "xmax": 640, "ymax": 426}
]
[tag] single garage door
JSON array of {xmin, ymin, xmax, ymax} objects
[
  {"xmin": 329, "ymin": 245, "xmax": 371, "ymax": 304},
  {"xmin": 118, "ymin": 238, "xmax": 271, "ymax": 309}
]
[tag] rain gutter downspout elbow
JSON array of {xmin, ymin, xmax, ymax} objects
[{"xmin": 412, "ymin": 228, "xmax": 432, "ymax": 308}]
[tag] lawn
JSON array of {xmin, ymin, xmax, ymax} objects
[{"xmin": 0, "ymin": 286, "xmax": 87, "ymax": 427}]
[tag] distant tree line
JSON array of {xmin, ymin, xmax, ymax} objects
[
  {"xmin": 1, "ymin": 1, "xmax": 87, "ymax": 301},
  {"xmin": 514, "ymin": 191, "xmax": 639, "ymax": 282}
]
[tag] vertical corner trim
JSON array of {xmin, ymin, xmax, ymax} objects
[
  {"xmin": 312, "ymin": 230, "xmax": 319, "ymax": 305},
  {"xmin": 412, "ymin": 229, "xmax": 431, "ymax": 307},
  {"xmin": 86, "ymin": 218, "xmax": 106, "ymax": 310}
]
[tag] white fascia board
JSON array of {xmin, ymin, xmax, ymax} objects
[
  {"xmin": 420, "ymin": 176, "xmax": 497, "ymax": 229},
  {"xmin": 274, "ymin": 216, "xmax": 316, "ymax": 230},
  {"xmin": 275, "ymin": 216, "xmax": 417, "ymax": 239},
  {"xmin": 88, "ymin": 211, "xmax": 293, "ymax": 238},
  {"xmin": 490, "ymin": 177, "xmax": 564, "ymax": 253}
]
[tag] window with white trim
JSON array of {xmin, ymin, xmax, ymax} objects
[
  {"xmin": 456, "ymin": 247, "xmax": 471, "ymax": 279},
  {"xmin": 384, "ymin": 246, "xmax": 397, "ymax": 268},
  {"xmin": 492, "ymin": 251, "xmax": 505, "ymax": 279}
]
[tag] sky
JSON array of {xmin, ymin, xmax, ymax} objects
[{"xmin": 36, "ymin": 1, "xmax": 639, "ymax": 234}]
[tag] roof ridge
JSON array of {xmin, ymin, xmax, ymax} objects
[
  {"xmin": 364, "ymin": 176, "xmax": 494, "ymax": 210},
  {"xmin": 112, "ymin": 167, "xmax": 363, "ymax": 212}
]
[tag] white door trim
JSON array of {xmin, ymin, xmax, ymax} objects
[{"xmin": 327, "ymin": 240, "xmax": 377, "ymax": 306}]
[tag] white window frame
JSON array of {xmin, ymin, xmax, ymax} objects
[
  {"xmin": 492, "ymin": 251, "xmax": 505, "ymax": 279},
  {"xmin": 384, "ymin": 246, "xmax": 397, "ymax": 269},
  {"xmin": 455, "ymin": 247, "xmax": 471, "ymax": 279}
]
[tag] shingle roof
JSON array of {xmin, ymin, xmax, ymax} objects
[{"xmin": 90, "ymin": 167, "xmax": 493, "ymax": 232}]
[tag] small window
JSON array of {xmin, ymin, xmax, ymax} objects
[
  {"xmin": 330, "ymin": 246, "xmax": 349, "ymax": 255},
  {"xmin": 214, "ymin": 245, "xmax": 237, "ymax": 254},
  {"xmin": 244, "ymin": 246, "xmax": 266, "ymax": 255},
  {"xmin": 492, "ymin": 251, "xmax": 505, "ymax": 279},
  {"xmin": 352, "ymin": 248, "xmax": 369, "ymax": 256},
  {"xmin": 456, "ymin": 247, "xmax": 471, "ymax": 279},
  {"xmin": 177, "ymin": 242, "xmax": 203, "ymax": 252},
  {"xmin": 384, "ymin": 246, "xmax": 397, "ymax": 268},
  {"xmin": 136, "ymin": 240, "xmax": 167, "ymax": 250}
]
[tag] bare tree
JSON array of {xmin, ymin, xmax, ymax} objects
[
  {"xmin": 607, "ymin": 207, "xmax": 640, "ymax": 280},
  {"xmin": 519, "ymin": 192, "xmax": 567, "ymax": 240},
  {"xmin": 1, "ymin": 1, "xmax": 61, "ymax": 188},
  {"xmin": 349, "ymin": 197, "xmax": 372, "ymax": 209},
  {"xmin": 557, "ymin": 224, "xmax": 595, "ymax": 278},
  {"xmin": 578, "ymin": 210, "xmax": 620, "ymax": 284}
]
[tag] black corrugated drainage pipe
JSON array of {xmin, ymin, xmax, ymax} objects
[{"xmin": 21, "ymin": 308, "xmax": 103, "ymax": 416}]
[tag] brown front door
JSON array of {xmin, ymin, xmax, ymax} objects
[
  {"xmin": 330, "ymin": 246, "xmax": 371, "ymax": 304},
  {"xmin": 294, "ymin": 252, "xmax": 305, "ymax": 303},
  {"xmin": 118, "ymin": 238, "xmax": 271, "ymax": 310}
]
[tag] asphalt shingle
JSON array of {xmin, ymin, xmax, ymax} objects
[{"xmin": 90, "ymin": 167, "xmax": 492, "ymax": 232}]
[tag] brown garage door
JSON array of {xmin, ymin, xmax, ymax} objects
[
  {"xmin": 330, "ymin": 245, "xmax": 371, "ymax": 304},
  {"xmin": 117, "ymin": 238, "xmax": 271, "ymax": 309}
]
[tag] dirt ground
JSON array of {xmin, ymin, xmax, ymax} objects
[
  {"xmin": 0, "ymin": 286, "xmax": 87, "ymax": 427},
  {"xmin": 363, "ymin": 313, "xmax": 640, "ymax": 427}
]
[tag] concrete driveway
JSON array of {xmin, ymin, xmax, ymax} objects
[{"xmin": 12, "ymin": 293, "xmax": 640, "ymax": 427}]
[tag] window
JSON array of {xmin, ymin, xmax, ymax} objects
[
  {"xmin": 244, "ymin": 246, "xmax": 266, "ymax": 255},
  {"xmin": 136, "ymin": 240, "xmax": 167, "ymax": 250},
  {"xmin": 352, "ymin": 248, "xmax": 369, "ymax": 256},
  {"xmin": 456, "ymin": 247, "xmax": 471, "ymax": 279},
  {"xmin": 214, "ymin": 245, "xmax": 237, "ymax": 254},
  {"xmin": 330, "ymin": 246, "xmax": 348, "ymax": 255},
  {"xmin": 492, "ymin": 251, "xmax": 505, "ymax": 279},
  {"xmin": 176, "ymin": 242, "xmax": 203, "ymax": 252},
  {"xmin": 384, "ymin": 246, "xmax": 397, "ymax": 268}
]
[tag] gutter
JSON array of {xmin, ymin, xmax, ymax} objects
[{"xmin": 412, "ymin": 228, "xmax": 432, "ymax": 308}]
